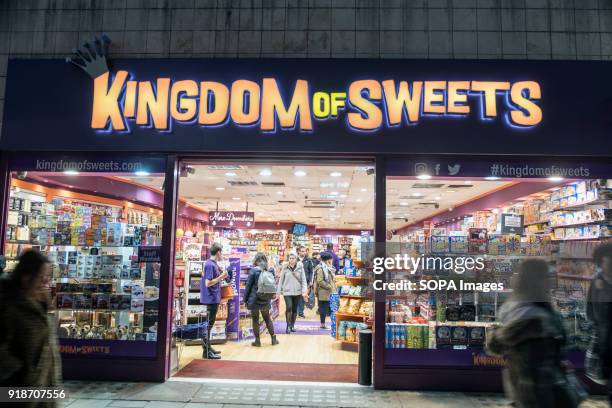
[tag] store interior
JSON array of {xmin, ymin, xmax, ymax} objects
[{"xmin": 3, "ymin": 161, "xmax": 610, "ymax": 382}]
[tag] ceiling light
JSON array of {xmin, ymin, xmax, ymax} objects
[
  {"xmin": 463, "ymin": 180, "xmax": 472, "ymax": 184},
  {"xmin": 411, "ymin": 192, "xmax": 423, "ymax": 197},
  {"xmin": 330, "ymin": 191, "xmax": 339, "ymax": 196},
  {"xmin": 330, "ymin": 171, "xmax": 342, "ymax": 177},
  {"xmin": 350, "ymin": 210, "xmax": 355, "ymax": 214},
  {"xmin": 225, "ymin": 172, "xmax": 236, "ymax": 177},
  {"xmin": 215, "ymin": 187, "xmax": 225, "ymax": 191},
  {"xmin": 548, "ymin": 176, "xmax": 564, "ymax": 182},
  {"xmin": 434, "ymin": 196, "xmax": 441, "ymax": 200},
  {"xmin": 416, "ymin": 174, "xmax": 432, "ymax": 180},
  {"xmin": 447, "ymin": 190, "xmax": 456, "ymax": 193},
  {"xmin": 63, "ymin": 170, "xmax": 79, "ymax": 175},
  {"xmin": 259, "ymin": 169, "xmax": 272, "ymax": 177},
  {"xmin": 276, "ymin": 191, "xmax": 283, "ymax": 195},
  {"xmin": 356, "ymin": 198, "xmax": 362, "ymax": 203},
  {"xmin": 135, "ymin": 171, "xmax": 150, "ymax": 176},
  {"xmin": 330, "ymin": 208, "xmax": 336, "ymax": 212},
  {"xmin": 400, "ymin": 202, "xmax": 408, "ymax": 206},
  {"xmin": 294, "ymin": 170, "xmax": 307, "ymax": 177},
  {"xmin": 340, "ymin": 194, "xmax": 347, "ymax": 198},
  {"xmin": 485, "ymin": 176, "xmax": 501, "ymax": 181},
  {"xmin": 360, "ymin": 188, "xmax": 367, "ymax": 192},
  {"xmin": 232, "ymin": 197, "xmax": 240, "ymax": 200}
]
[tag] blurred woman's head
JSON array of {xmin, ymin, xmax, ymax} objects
[
  {"xmin": 253, "ymin": 252, "xmax": 268, "ymax": 270},
  {"xmin": 511, "ymin": 259, "xmax": 553, "ymax": 303},
  {"xmin": 12, "ymin": 250, "xmax": 51, "ymax": 296}
]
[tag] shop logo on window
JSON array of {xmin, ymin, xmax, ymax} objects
[{"xmin": 89, "ymin": 72, "xmax": 543, "ymax": 133}]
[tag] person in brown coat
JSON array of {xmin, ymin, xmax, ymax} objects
[
  {"xmin": 0, "ymin": 250, "xmax": 61, "ymax": 406},
  {"xmin": 314, "ymin": 252, "xmax": 336, "ymax": 329}
]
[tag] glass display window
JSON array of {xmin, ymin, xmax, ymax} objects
[{"xmin": 3, "ymin": 155, "xmax": 167, "ymax": 358}]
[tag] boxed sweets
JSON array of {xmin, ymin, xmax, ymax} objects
[
  {"xmin": 451, "ymin": 326, "xmax": 468, "ymax": 347},
  {"xmin": 435, "ymin": 325, "xmax": 452, "ymax": 348},
  {"xmin": 468, "ymin": 326, "xmax": 486, "ymax": 347}
]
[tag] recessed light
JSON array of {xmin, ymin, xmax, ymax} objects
[
  {"xmin": 356, "ymin": 198, "xmax": 362, "ymax": 202},
  {"xmin": 340, "ymin": 194, "xmax": 347, "ymax": 198},
  {"xmin": 463, "ymin": 180, "xmax": 472, "ymax": 184},
  {"xmin": 259, "ymin": 169, "xmax": 272, "ymax": 177},
  {"xmin": 330, "ymin": 191, "xmax": 339, "ymax": 195},
  {"xmin": 360, "ymin": 188, "xmax": 367, "ymax": 192},
  {"xmin": 232, "ymin": 197, "xmax": 240, "ymax": 200},
  {"xmin": 400, "ymin": 202, "xmax": 408, "ymax": 206},
  {"xmin": 416, "ymin": 174, "xmax": 432, "ymax": 180},
  {"xmin": 276, "ymin": 191, "xmax": 283, "ymax": 195},
  {"xmin": 330, "ymin": 208, "xmax": 336, "ymax": 212},
  {"xmin": 215, "ymin": 187, "xmax": 225, "ymax": 191},
  {"xmin": 484, "ymin": 176, "xmax": 501, "ymax": 181},
  {"xmin": 63, "ymin": 170, "xmax": 79, "ymax": 175},
  {"xmin": 350, "ymin": 210, "xmax": 355, "ymax": 214},
  {"xmin": 294, "ymin": 170, "xmax": 307, "ymax": 177},
  {"xmin": 225, "ymin": 172, "xmax": 236, "ymax": 177},
  {"xmin": 434, "ymin": 196, "xmax": 441, "ymax": 200},
  {"xmin": 330, "ymin": 171, "xmax": 342, "ymax": 177},
  {"xmin": 447, "ymin": 190, "xmax": 456, "ymax": 193},
  {"xmin": 548, "ymin": 176, "xmax": 564, "ymax": 182},
  {"xmin": 135, "ymin": 171, "xmax": 150, "ymax": 176},
  {"xmin": 411, "ymin": 192, "xmax": 423, "ymax": 197}
]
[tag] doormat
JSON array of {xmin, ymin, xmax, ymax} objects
[
  {"xmin": 174, "ymin": 360, "xmax": 358, "ymax": 383},
  {"xmin": 274, "ymin": 320, "xmax": 331, "ymax": 335}
]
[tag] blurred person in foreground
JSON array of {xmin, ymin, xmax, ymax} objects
[
  {"xmin": 486, "ymin": 259, "xmax": 585, "ymax": 408},
  {"xmin": 586, "ymin": 243, "xmax": 612, "ymax": 405},
  {"xmin": 0, "ymin": 250, "xmax": 61, "ymax": 404}
]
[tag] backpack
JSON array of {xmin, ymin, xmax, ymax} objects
[{"xmin": 256, "ymin": 268, "xmax": 276, "ymax": 300}]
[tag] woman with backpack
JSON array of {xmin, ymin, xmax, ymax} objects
[
  {"xmin": 277, "ymin": 253, "xmax": 307, "ymax": 334},
  {"xmin": 314, "ymin": 252, "xmax": 337, "ymax": 329},
  {"xmin": 244, "ymin": 252, "xmax": 279, "ymax": 347}
]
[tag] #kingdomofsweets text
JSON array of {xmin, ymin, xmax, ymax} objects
[{"xmin": 91, "ymin": 71, "xmax": 542, "ymax": 132}]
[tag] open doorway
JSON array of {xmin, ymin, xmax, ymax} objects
[{"xmin": 124, "ymin": 160, "xmax": 376, "ymax": 382}]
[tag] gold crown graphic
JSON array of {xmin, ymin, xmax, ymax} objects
[{"xmin": 66, "ymin": 34, "xmax": 111, "ymax": 78}]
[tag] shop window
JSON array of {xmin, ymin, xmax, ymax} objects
[
  {"xmin": 382, "ymin": 160, "xmax": 611, "ymax": 368},
  {"xmin": 3, "ymin": 156, "xmax": 166, "ymax": 358}
]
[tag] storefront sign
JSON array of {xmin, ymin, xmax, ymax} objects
[
  {"xmin": 209, "ymin": 211, "xmax": 254, "ymax": 228},
  {"xmin": 59, "ymin": 339, "xmax": 157, "ymax": 358},
  {"xmin": 91, "ymin": 72, "xmax": 542, "ymax": 132},
  {"xmin": 5, "ymin": 59, "xmax": 612, "ymax": 155}
]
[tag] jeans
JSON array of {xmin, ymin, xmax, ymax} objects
[
  {"xmin": 297, "ymin": 296, "xmax": 305, "ymax": 315},
  {"xmin": 318, "ymin": 300, "xmax": 330, "ymax": 325},
  {"xmin": 251, "ymin": 309, "xmax": 275, "ymax": 338},
  {"xmin": 284, "ymin": 295, "xmax": 301, "ymax": 329},
  {"xmin": 202, "ymin": 303, "xmax": 219, "ymax": 353}
]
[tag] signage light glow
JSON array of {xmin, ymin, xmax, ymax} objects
[{"xmin": 91, "ymin": 71, "xmax": 543, "ymax": 133}]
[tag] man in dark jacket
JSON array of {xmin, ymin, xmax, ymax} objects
[
  {"xmin": 587, "ymin": 243, "xmax": 612, "ymax": 404},
  {"xmin": 296, "ymin": 246, "xmax": 314, "ymax": 317}
]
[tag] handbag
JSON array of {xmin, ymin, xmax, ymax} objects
[{"xmin": 220, "ymin": 284, "xmax": 234, "ymax": 298}]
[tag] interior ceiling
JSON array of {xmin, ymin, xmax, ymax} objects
[
  {"xmin": 385, "ymin": 178, "xmax": 513, "ymax": 230},
  {"xmin": 120, "ymin": 166, "xmax": 514, "ymax": 231}
]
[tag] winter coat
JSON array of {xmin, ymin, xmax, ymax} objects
[
  {"xmin": 299, "ymin": 256, "xmax": 314, "ymax": 287},
  {"xmin": 586, "ymin": 270, "xmax": 612, "ymax": 376},
  {"xmin": 314, "ymin": 263, "xmax": 336, "ymax": 301},
  {"xmin": 244, "ymin": 266, "xmax": 273, "ymax": 311},
  {"xmin": 277, "ymin": 261, "xmax": 307, "ymax": 296},
  {"xmin": 0, "ymin": 279, "xmax": 61, "ymax": 407},
  {"xmin": 486, "ymin": 300, "xmax": 570, "ymax": 408}
]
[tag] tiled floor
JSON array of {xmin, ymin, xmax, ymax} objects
[{"xmin": 60, "ymin": 379, "xmax": 609, "ymax": 408}]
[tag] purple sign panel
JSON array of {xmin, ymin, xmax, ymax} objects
[
  {"xmin": 209, "ymin": 211, "xmax": 255, "ymax": 228},
  {"xmin": 225, "ymin": 258, "xmax": 241, "ymax": 340},
  {"xmin": 59, "ymin": 339, "xmax": 157, "ymax": 358}
]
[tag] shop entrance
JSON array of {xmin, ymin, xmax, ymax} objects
[{"xmin": 165, "ymin": 160, "xmax": 375, "ymax": 382}]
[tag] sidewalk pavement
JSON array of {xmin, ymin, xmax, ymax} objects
[{"xmin": 59, "ymin": 378, "xmax": 608, "ymax": 408}]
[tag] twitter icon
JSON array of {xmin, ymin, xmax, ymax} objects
[{"xmin": 448, "ymin": 164, "xmax": 461, "ymax": 175}]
